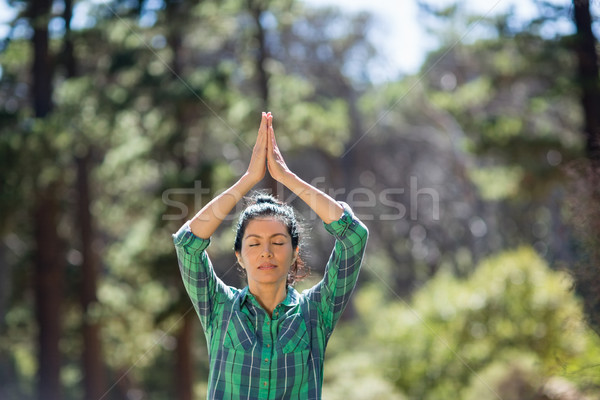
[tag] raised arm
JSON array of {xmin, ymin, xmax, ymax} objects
[
  {"xmin": 264, "ymin": 116, "xmax": 368, "ymax": 333},
  {"xmin": 266, "ymin": 116, "xmax": 343, "ymax": 224},
  {"xmin": 190, "ymin": 112, "xmax": 269, "ymax": 239}
]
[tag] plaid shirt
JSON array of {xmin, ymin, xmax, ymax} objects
[{"xmin": 173, "ymin": 202, "xmax": 368, "ymax": 400}]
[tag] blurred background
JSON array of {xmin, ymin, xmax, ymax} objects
[{"xmin": 1, "ymin": 0, "xmax": 600, "ymax": 399}]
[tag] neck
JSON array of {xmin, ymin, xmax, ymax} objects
[{"xmin": 248, "ymin": 282, "xmax": 287, "ymax": 316}]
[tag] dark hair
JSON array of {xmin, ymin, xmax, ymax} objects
[{"xmin": 234, "ymin": 192, "xmax": 308, "ymax": 286}]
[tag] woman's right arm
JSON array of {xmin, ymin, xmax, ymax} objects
[
  {"xmin": 189, "ymin": 112, "xmax": 269, "ymax": 239},
  {"xmin": 173, "ymin": 112, "xmax": 269, "ymax": 331}
]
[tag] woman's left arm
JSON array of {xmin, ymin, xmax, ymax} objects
[
  {"xmin": 266, "ymin": 116, "xmax": 343, "ymax": 223},
  {"xmin": 266, "ymin": 116, "xmax": 368, "ymax": 332}
]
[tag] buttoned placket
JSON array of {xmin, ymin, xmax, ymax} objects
[
  {"xmin": 250, "ymin": 297, "xmax": 282, "ymax": 399},
  {"xmin": 250, "ymin": 295, "xmax": 286, "ymax": 399}
]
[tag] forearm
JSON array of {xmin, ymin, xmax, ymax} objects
[
  {"xmin": 280, "ymin": 172, "xmax": 343, "ymax": 224},
  {"xmin": 189, "ymin": 173, "xmax": 257, "ymax": 239}
]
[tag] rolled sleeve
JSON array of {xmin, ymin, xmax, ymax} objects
[
  {"xmin": 173, "ymin": 221, "xmax": 211, "ymax": 255},
  {"xmin": 323, "ymin": 201, "xmax": 364, "ymax": 239}
]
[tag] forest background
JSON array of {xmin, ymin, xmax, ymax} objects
[{"xmin": 1, "ymin": 0, "xmax": 600, "ymax": 399}]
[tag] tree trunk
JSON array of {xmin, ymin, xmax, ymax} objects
[
  {"xmin": 34, "ymin": 186, "xmax": 63, "ymax": 400},
  {"xmin": 341, "ymin": 82, "xmax": 364, "ymax": 190},
  {"xmin": 60, "ymin": 0, "xmax": 106, "ymax": 393},
  {"xmin": 175, "ymin": 312, "xmax": 194, "ymax": 400},
  {"xmin": 165, "ymin": 4, "xmax": 197, "ymax": 397},
  {"xmin": 570, "ymin": 0, "xmax": 600, "ymax": 336},
  {"xmin": 250, "ymin": 3, "xmax": 270, "ymax": 108},
  {"xmin": 572, "ymin": 0, "xmax": 600, "ymax": 168},
  {"xmin": 77, "ymin": 153, "xmax": 106, "ymax": 400},
  {"xmin": 62, "ymin": 0, "xmax": 77, "ymax": 78},
  {"xmin": 31, "ymin": 0, "xmax": 53, "ymax": 118},
  {"xmin": 0, "ymin": 242, "xmax": 16, "ymax": 399},
  {"xmin": 31, "ymin": 0, "xmax": 61, "ymax": 398},
  {"xmin": 338, "ymin": 83, "xmax": 365, "ymax": 321},
  {"xmin": 248, "ymin": 0, "xmax": 278, "ymax": 197}
]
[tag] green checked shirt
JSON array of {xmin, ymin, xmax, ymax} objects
[{"xmin": 173, "ymin": 202, "xmax": 368, "ymax": 400}]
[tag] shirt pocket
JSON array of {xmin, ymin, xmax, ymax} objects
[
  {"xmin": 277, "ymin": 314, "xmax": 310, "ymax": 354},
  {"xmin": 223, "ymin": 311, "xmax": 256, "ymax": 351}
]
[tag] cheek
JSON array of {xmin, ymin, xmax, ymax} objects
[
  {"xmin": 276, "ymin": 246, "xmax": 294, "ymax": 261},
  {"xmin": 241, "ymin": 248, "xmax": 258, "ymax": 259}
]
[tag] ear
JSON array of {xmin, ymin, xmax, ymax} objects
[
  {"xmin": 292, "ymin": 247, "xmax": 299, "ymax": 264},
  {"xmin": 235, "ymin": 251, "xmax": 244, "ymax": 268}
]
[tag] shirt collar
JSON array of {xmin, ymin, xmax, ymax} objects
[
  {"xmin": 281, "ymin": 286, "xmax": 300, "ymax": 307},
  {"xmin": 239, "ymin": 286, "xmax": 300, "ymax": 310}
]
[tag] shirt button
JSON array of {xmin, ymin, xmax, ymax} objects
[
  {"xmin": 263, "ymin": 382, "xmax": 268, "ymax": 387},
  {"xmin": 266, "ymin": 344, "xmax": 271, "ymax": 348},
  {"xmin": 264, "ymin": 358, "xmax": 269, "ymax": 363}
]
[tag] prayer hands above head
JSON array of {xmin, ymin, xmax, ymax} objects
[
  {"xmin": 246, "ymin": 112, "xmax": 293, "ymax": 185},
  {"xmin": 246, "ymin": 112, "xmax": 269, "ymax": 184}
]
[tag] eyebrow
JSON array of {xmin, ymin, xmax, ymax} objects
[{"xmin": 244, "ymin": 233, "xmax": 289, "ymax": 240}]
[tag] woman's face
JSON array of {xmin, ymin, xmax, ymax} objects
[{"xmin": 236, "ymin": 217, "xmax": 298, "ymax": 288}]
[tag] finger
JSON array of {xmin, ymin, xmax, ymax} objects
[
  {"xmin": 267, "ymin": 126, "xmax": 275, "ymax": 162},
  {"xmin": 268, "ymin": 118, "xmax": 277, "ymax": 148},
  {"xmin": 258, "ymin": 125, "xmax": 268, "ymax": 152},
  {"xmin": 258, "ymin": 112, "xmax": 267, "ymax": 133},
  {"xmin": 266, "ymin": 122, "xmax": 273, "ymax": 153},
  {"xmin": 261, "ymin": 115, "xmax": 269, "ymax": 141}
]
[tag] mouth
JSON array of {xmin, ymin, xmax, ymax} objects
[{"xmin": 258, "ymin": 263, "xmax": 277, "ymax": 270}]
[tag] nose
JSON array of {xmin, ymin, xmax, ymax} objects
[{"xmin": 260, "ymin": 244, "xmax": 273, "ymax": 258}]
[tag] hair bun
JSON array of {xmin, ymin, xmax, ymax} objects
[{"xmin": 254, "ymin": 194, "xmax": 278, "ymax": 205}]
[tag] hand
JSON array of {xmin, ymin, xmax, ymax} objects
[
  {"xmin": 245, "ymin": 112, "xmax": 269, "ymax": 184},
  {"xmin": 266, "ymin": 114, "xmax": 293, "ymax": 183}
]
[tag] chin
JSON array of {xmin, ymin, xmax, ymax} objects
[{"xmin": 252, "ymin": 275, "xmax": 287, "ymax": 285}]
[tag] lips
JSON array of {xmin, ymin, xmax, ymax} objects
[{"xmin": 258, "ymin": 263, "xmax": 277, "ymax": 270}]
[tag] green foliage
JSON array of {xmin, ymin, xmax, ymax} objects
[
  {"xmin": 423, "ymin": 24, "xmax": 583, "ymax": 200},
  {"xmin": 467, "ymin": 165, "xmax": 524, "ymax": 200},
  {"xmin": 430, "ymin": 76, "xmax": 493, "ymax": 114},
  {"xmin": 324, "ymin": 247, "xmax": 600, "ymax": 399}
]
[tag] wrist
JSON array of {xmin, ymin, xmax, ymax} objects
[
  {"xmin": 279, "ymin": 170, "xmax": 299, "ymax": 188},
  {"xmin": 239, "ymin": 172, "xmax": 260, "ymax": 190}
]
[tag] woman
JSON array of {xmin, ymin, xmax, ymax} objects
[{"xmin": 173, "ymin": 112, "xmax": 368, "ymax": 399}]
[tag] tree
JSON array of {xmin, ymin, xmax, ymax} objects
[
  {"xmin": 567, "ymin": 0, "xmax": 600, "ymax": 337},
  {"xmin": 57, "ymin": 0, "xmax": 109, "ymax": 395},
  {"xmin": 572, "ymin": 0, "xmax": 600, "ymax": 167},
  {"xmin": 246, "ymin": 0, "xmax": 279, "ymax": 195},
  {"xmin": 29, "ymin": 0, "xmax": 65, "ymax": 397},
  {"xmin": 324, "ymin": 247, "xmax": 600, "ymax": 399}
]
